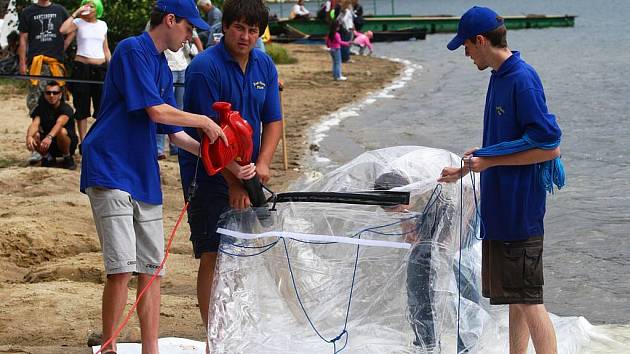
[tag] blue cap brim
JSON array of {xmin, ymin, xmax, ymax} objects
[
  {"xmin": 447, "ymin": 34, "xmax": 464, "ymax": 51},
  {"xmin": 189, "ymin": 16, "xmax": 210, "ymax": 31}
]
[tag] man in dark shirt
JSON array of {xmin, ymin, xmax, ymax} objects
[
  {"xmin": 18, "ymin": 0, "xmax": 73, "ymax": 112},
  {"xmin": 18, "ymin": 0, "xmax": 73, "ymax": 164},
  {"xmin": 25, "ymin": 81, "xmax": 78, "ymax": 169}
]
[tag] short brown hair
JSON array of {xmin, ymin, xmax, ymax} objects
[
  {"xmin": 222, "ymin": 0, "xmax": 269, "ymax": 34},
  {"xmin": 470, "ymin": 21, "xmax": 508, "ymax": 48},
  {"xmin": 149, "ymin": 7, "xmax": 185, "ymax": 29}
]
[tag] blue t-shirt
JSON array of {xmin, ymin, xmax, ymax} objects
[
  {"xmin": 80, "ymin": 32, "xmax": 182, "ymax": 205},
  {"xmin": 179, "ymin": 38, "xmax": 282, "ymax": 194},
  {"xmin": 480, "ymin": 52, "xmax": 562, "ymax": 241}
]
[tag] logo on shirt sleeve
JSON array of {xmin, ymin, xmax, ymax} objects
[
  {"xmin": 495, "ymin": 105, "xmax": 505, "ymax": 116},
  {"xmin": 253, "ymin": 81, "xmax": 266, "ymax": 90}
]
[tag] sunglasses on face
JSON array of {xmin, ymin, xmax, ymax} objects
[{"xmin": 45, "ymin": 90, "xmax": 62, "ymax": 96}]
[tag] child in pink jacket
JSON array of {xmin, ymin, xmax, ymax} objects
[
  {"xmin": 326, "ymin": 21, "xmax": 351, "ymax": 81},
  {"xmin": 353, "ymin": 30, "xmax": 373, "ymax": 56}
]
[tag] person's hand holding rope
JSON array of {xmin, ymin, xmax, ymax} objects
[{"xmin": 438, "ymin": 147, "xmax": 480, "ymax": 183}]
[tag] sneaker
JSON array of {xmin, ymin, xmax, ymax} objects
[
  {"xmin": 28, "ymin": 151, "xmax": 42, "ymax": 165},
  {"xmin": 336, "ymin": 76, "xmax": 348, "ymax": 81},
  {"xmin": 62, "ymin": 155, "xmax": 77, "ymax": 170},
  {"xmin": 41, "ymin": 156, "xmax": 55, "ymax": 167}
]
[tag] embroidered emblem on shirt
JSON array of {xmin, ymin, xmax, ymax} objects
[
  {"xmin": 253, "ymin": 81, "xmax": 266, "ymax": 90},
  {"xmin": 495, "ymin": 105, "xmax": 505, "ymax": 116}
]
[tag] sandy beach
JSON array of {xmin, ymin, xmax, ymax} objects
[{"xmin": 0, "ymin": 44, "xmax": 402, "ymax": 354}]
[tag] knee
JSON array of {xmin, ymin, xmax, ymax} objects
[
  {"xmin": 107, "ymin": 272, "xmax": 132, "ymax": 285},
  {"xmin": 511, "ymin": 303, "xmax": 546, "ymax": 317}
]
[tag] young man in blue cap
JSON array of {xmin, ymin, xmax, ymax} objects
[
  {"xmin": 438, "ymin": 6, "xmax": 561, "ymax": 354},
  {"xmin": 178, "ymin": 0, "xmax": 282, "ymax": 340},
  {"xmin": 79, "ymin": 1, "xmax": 226, "ymax": 353}
]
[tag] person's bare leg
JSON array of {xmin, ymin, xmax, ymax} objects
[
  {"xmin": 521, "ymin": 304, "xmax": 558, "ymax": 354},
  {"xmin": 198, "ymin": 252, "xmax": 218, "ymax": 354},
  {"xmin": 56, "ymin": 129, "xmax": 71, "ymax": 155},
  {"xmin": 102, "ymin": 273, "xmax": 132, "ymax": 353},
  {"xmin": 137, "ymin": 273, "xmax": 161, "ymax": 354},
  {"xmin": 509, "ymin": 304, "xmax": 530, "ymax": 354},
  {"xmin": 78, "ymin": 119, "xmax": 88, "ymax": 142}
]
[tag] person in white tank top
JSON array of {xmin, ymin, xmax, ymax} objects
[{"xmin": 60, "ymin": 0, "xmax": 111, "ymax": 146}]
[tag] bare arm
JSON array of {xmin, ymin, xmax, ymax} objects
[
  {"xmin": 167, "ymin": 130, "xmax": 199, "ymax": 156},
  {"xmin": 255, "ymin": 120, "xmax": 283, "ymax": 184},
  {"xmin": 40, "ymin": 114, "xmax": 70, "ymax": 152},
  {"xmin": 59, "ymin": 16, "xmax": 78, "ymax": 35},
  {"xmin": 464, "ymin": 147, "xmax": 561, "ymax": 173},
  {"xmin": 439, "ymin": 147, "xmax": 560, "ymax": 183},
  {"xmin": 63, "ymin": 31, "xmax": 75, "ymax": 51},
  {"xmin": 192, "ymin": 36, "xmax": 204, "ymax": 52},
  {"xmin": 18, "ymin": 32, "xmax": 28, "ymax": 74},
  {"xmin": 103, "ymin": 37, "xmax": 112, "ymax": 63},
  {"xmin": 48, "ymin": 114, "xmax": 70, "ymax": 138},
  {"xmin": 145, "ymin": 103, "xmax": 227, "ymax": 145},
  {"xmin": 25, "ymin": 117, "xmax": 41, "ymax": 151}
]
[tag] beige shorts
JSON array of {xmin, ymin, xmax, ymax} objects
[{"xmin": 87, "ymin": 187, "xmax": 165, "ymax": 276}]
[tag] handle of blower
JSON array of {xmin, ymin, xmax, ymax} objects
[{"xmin": 242, "ymin": 175, "xmax": 267, "ymax": 208}]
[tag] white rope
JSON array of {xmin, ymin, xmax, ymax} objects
[{"xmin": 217, "ymin": 228, "xmax": 411, "ymax": 249}]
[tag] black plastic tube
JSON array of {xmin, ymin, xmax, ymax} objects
[{"xmin": 271, "ymin": 191, "xmax": 410, "ymax": 206}]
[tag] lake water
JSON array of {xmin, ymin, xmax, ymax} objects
[{"xmin": 268, "ymin": 0, "xmax": 630, "ymax": 325}]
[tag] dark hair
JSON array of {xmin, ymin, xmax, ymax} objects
[
  {"xmin": 149, "ymin": 7, "xmax": 186, "ymax": 29},
  {"xmin": 374, "ymin": 171, "xmax": 410, "ymax": 191},
  {"xmin": 327, "ymin": 19, "xmax": 340, "ymax": 40},
  {"xmin": 469, "ymin": 21, "xmax": 508, "ymax": 48},
  {"xmin": 222, "ymin": 0, "xmax": 269, "ymax": 34},
  {"xmin": 40, "ymin": 81, "xmax": 64, "ymax": 103},
  {"xmin": 46, "ymin": 80, "xmax": 61, "ymax": 88}
]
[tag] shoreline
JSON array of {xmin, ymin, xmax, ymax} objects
[
  {"xmin": 304, "ymin": 57, "xmax": 421, "ymax": 170},
  {"xmin": 0, "ymin": 44, "xmax": 403, "ymax": 353}
]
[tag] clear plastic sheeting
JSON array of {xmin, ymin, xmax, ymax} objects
[{"xmin": 209, "ymin": 146, "xmax": 596, "ymax": 354}]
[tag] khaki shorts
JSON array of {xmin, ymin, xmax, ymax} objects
[
  {"xmin": 87, "ymin": 187, "xmax": 165, "ymax": 276},
  {"xmin": 482, "ymin": 236, "xmax": 544, "ymax": 305}
]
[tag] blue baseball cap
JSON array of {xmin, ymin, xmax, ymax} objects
[
  {"xmin": 447, "ymin": 6, "xmax": 504, "ymax": 50},
  {"xmin": 156, "ymin": 0, "xmax": 210, "ymax": 31}
]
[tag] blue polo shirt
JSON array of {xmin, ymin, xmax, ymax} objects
[
  {"xmin": 179, "ymin": 38, "xmax": 282, "ymax": 194},
  {"xmin": 80, "ymin": 32, "xmax": 182, "ymax": 205},
  {"xmin": 480, "ymin": 52, "xmax": 562, "ymax": 241}
]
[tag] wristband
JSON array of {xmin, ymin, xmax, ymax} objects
[{"xmin": 46, "ymin": 134, "xmax": 54, "ymax": 140}]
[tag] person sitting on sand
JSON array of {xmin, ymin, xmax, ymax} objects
[
  {"xmin": 352, "ymin": 29, "xmax": 373, "ymax": 56},
  {"xmin": 25, "ymin": 80, "xmax": 78, "ymax": 170}
]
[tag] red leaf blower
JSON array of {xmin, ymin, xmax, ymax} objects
[{"xmin": 200, "ymin": 102, "xmax": 267, "ymax": 208}]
